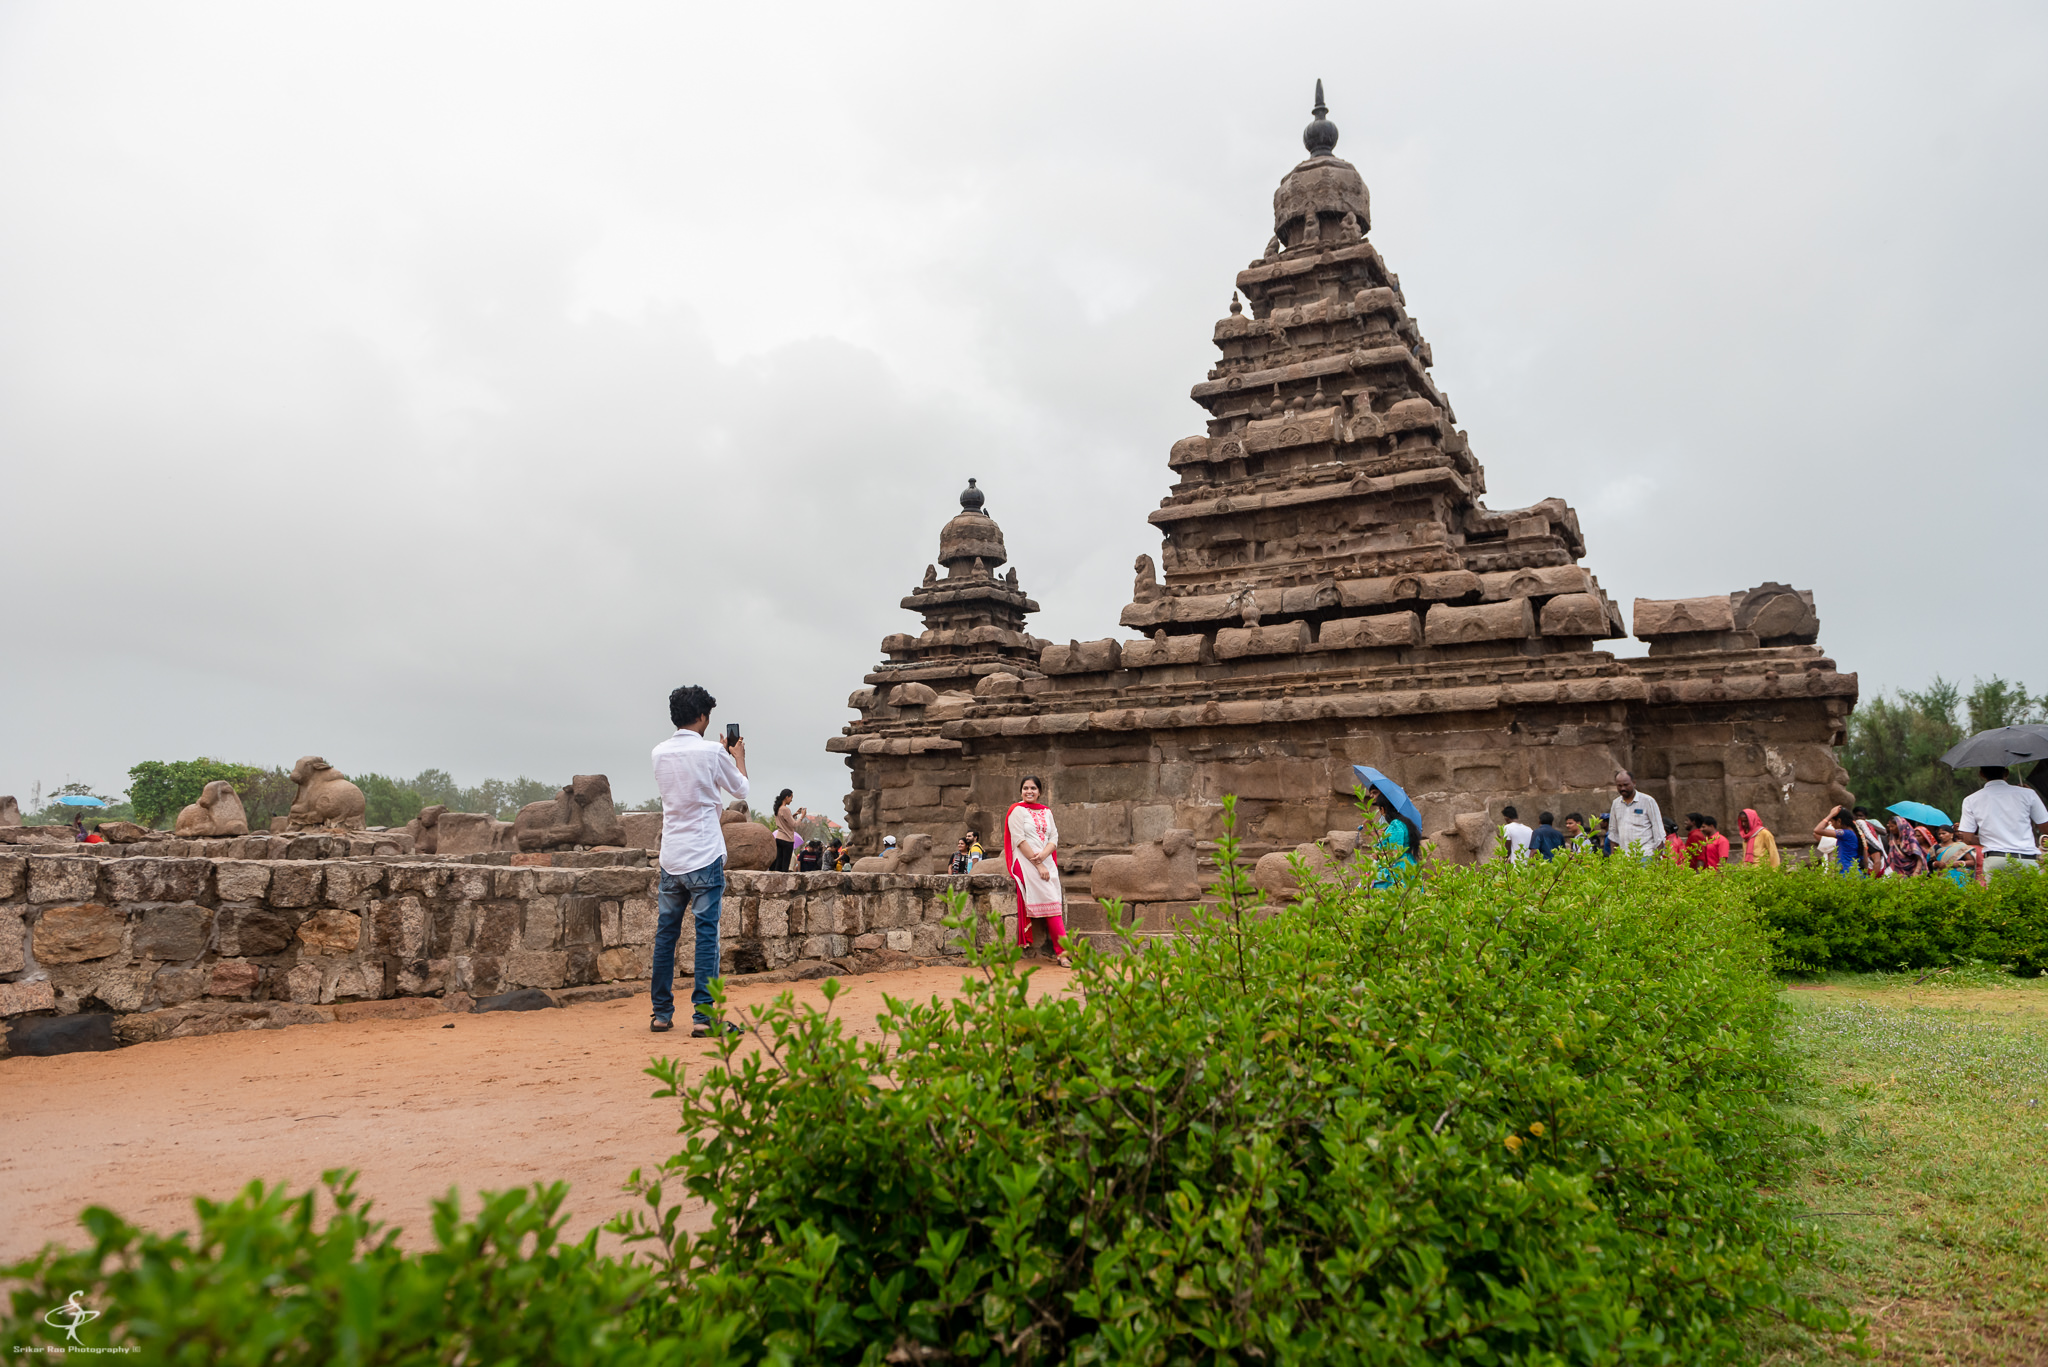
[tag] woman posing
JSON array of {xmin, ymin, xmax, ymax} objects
[
  {"xmin": 1003, "ymin": 776, "xmax": 1070, "ymax": 966},
  {"xmin": 769, "ymin": 789, "xmax": 807, "ymax": 872}
]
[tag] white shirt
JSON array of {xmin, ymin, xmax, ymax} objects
[
  {"xmin": 651, "ymin": 727, "xmax": 749, "ymax": 875},
  {"xmin": 1501, "ymin": 820, "xmax": 1533, "ymax": 860},
  {"xmin": 1960, "ymin": 780, "xmax": 2048, "ymax": 856},
  {"xmin": 1608, "ymin": 790, "xmax": 1665, "ymax": 855}
]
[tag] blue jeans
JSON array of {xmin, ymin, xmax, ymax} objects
[{"xmin": 651, "ymin": 858, "xmax": 725, "ymax": 1023}]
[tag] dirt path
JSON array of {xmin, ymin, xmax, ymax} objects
[{"xmin": 1, "ymin": 964, "xmax": 1068, "ymax": 1263}]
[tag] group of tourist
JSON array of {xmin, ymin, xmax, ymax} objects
[
  {"xmin": 1495, "ymin": 766, "xmax": 2047, "ymax": 882},
  {"xmin": 1811, "ymin": 767, "xmax": 2048, "ymax": 883}
]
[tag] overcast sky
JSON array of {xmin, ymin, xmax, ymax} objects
[{"xmin": 2, "ymin": 1, "xmax": 2042, "ymax": 816}]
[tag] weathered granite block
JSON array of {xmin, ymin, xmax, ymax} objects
[
  {"xmin": 29, "ymin": 858, "xmax": 100, "ymax": 904},
  {"xmin": 215, "ymin": 861, "xmax": 273, "ymax": 903},
  {"xmin": 0, "ymin": 908, "xmax": 24, "ymax": 975},
  {"xmin": 34, "ymin": 903, "xmax": 125, "ymax": 963},
  {"xmin": 134, "ymin": 905, "xmax": 213, "ymax": 961},
  {"xmin": 323, "ymin": 862, "xmax": 387, "ymax": 908},
  {"xmin": 521, "ymin": 898, "xmax": 561, "ymax": 950},
  {"xmin": 101, "ymin": 858, "xmax": 211, "ymax": 904},
  {"xmin": 0, "ymin": 855, "xmax": 25, "ymax": 900},
  {"xmin": 296, "ymin": 911, "xmax": 361, "ymax": 957},
  {"xmin": 265, "ymin": 863, "xmax": 325, "ymax": 908},
  {"xmin": 504, "ymin": 949, "xmax": 568, "ymax": 989}
]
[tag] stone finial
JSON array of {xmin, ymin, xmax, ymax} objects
[
  {"xmin": 959, "ymin": 477, "xmax": 985, "ymax": 513},
  {"xmin": 1229, "ymin": 291, "xmax": 1242, "ymax": 316},
  {"xmin": 1303, "ymin": 79, "xmax": 1339, "ymax": 157}
]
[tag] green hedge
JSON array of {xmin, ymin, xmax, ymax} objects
[
  {"xmin": 1746, "ymin": 864, "xmax": 2048, "ymax": 974},
  {"xmin": 5, "ymin": 811, "xmax": 1851, "ymax": 1362}
]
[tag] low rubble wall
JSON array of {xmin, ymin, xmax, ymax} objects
[{"xmin": 0, "ymin": 851, "xmax": 1013, "ymax": 1052}]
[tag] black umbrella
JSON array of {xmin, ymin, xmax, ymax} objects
[{"xmin": 1938, "ymin": 725, "xmax": 2048, "ymax": 770}]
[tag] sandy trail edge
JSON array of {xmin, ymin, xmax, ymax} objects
[{"xmin": 1, "ymin": 964, "xmax": 1070, "ymax": 1263}]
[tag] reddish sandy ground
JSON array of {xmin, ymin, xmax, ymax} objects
[{"xmin": 1, "ymin": 964, "xmax": 1070, "ymax": 1263}]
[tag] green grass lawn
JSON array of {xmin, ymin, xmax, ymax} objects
[{"xmin": 1770, "ymin": 969, "xmax": 2048, "ymax": 1364}]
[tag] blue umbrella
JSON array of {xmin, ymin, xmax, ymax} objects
[
  {"xmin": 1352, "ymin": 766, "xmax": 1424, "ymax": 843},
  {"xmin": 1886, "ymin": 800, "xmax": 1951, "ymax": 827},
  {"xmin": 49, "ymin": 795, "xmax": 107, "ymax": 808}
]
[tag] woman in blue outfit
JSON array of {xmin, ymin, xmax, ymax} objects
[{"xmin": 1363, "ymin": 788, "xmax": 1421, "ymax": 889}]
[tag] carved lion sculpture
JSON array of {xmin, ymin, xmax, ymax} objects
[
  {"xmin": 403, "ymin": 804, "xmax": 447, "ymax": 855},
  {"xmin": 513, "ymin": 774, "xmax": 626, "ymax": 852},
  {"xmin": 285, "ymin": 757, "xmax": 367, "ymax": 831},
  {"xmin": 1091, "ymin": 828, "xmax": 1201, "ymax": 904},
  {"xmin": 175, "ymin": 779, "xmax": 251, "ymax": 837},
  {"xmin": 721, "ymin": 802, "xmax": 775, "ymax": 870},
  {"xmin": 853, "ymin": 832, "xmax": 935, "ymax": 875}
]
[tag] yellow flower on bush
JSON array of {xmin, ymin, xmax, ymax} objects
[
  {"xmin": 1505, "ymin": 1134, "xmax": 1524, "ymax": 1153},
  {"xmin": 1528, "ymin": 1122, "xmax": 1545, "ymax": 1137}
]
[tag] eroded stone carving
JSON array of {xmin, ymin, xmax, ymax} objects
[
  {"xmin": 513, "ymin": 775, "xmax": 626, "ymax": 852},
  {"xmin": 402, "ymin": 805, "xmax": 446, "ymax": 855},
  {"xmin": 175, "ymin": 780, "xmax": 250, "ymax": 837},
  {"xmin": 0, "ymin": 796, "xmax": 18, "ymax": 827},
  {"xmin": 285, "ymin": 757, "xmax": 366, "ymax": 831},
  {"xmin": 853, "ymin": 832, "xmax": 935, "ymax": 875},
  {"xmin": 721, "ymin": 802, "xmax": 775, "ymax": 871},
  {"xmin": 1091, "ymin": 829, "xmax": 1200, "ymax": 903}
]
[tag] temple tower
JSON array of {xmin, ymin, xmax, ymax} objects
[{"xmin": 1121, "ymin": 83, "xmax": 1625, "ymax": 657}]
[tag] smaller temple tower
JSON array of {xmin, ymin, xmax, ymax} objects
[{"xmin": 841, "ymin": 481, "xmax": 1050, "ymax": 848}]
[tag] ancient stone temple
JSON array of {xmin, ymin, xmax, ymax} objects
[{"xmin": 830, "ymin": 85, "xmax": 1856, "ymax": 928}]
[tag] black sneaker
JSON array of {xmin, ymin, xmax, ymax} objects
[
  {"xmin": 691, "ymin": 1020, "xmax": 741, "ymax": 1038},
  {"xmin": 649, "ymin": 1015, "xmax": 673, "ymax": 1033}
]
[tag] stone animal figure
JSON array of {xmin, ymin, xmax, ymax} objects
[
  {"xmin": 176, "ymin": 779, "xmax": 251, "ymax": 837},
  {"xmin": 721, "ymin": 802, "xmax": 775, "ymax": 871},
  {"xmin": 1253, "ymin": 829, "xmax": 1362, "ymax": 898},
  {"xmin": 1090, "ymin": 829, "xmax": 1201, "ymax": 904},
  {"xmin": 1132, "ymin": 553, "xmax": 1161, "ymax": 603},
  {"xmin": 402, "ymin": 805, "xmax": 446, "ymax": 855},
  {"xmin": 0, "ymin": 795, "xmax": 18, "ymax": 827},
  {"xmin": 285, "ymin": 756, "xmax": 367, "ymax": 831},
  {"xmin": 853, "ymin": 832, "xmax": 935, "ymax": 875},
  {"xmin": 435, "ymin": 812, "xmax": 514, "ymax": 856},
  {"xmin": 513, "ymin": 775, "xmax": 626, "ymax": 852}
]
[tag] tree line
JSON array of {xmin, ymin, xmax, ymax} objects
[{"xmin": 1840, "ymin": 674, "xmax": 2041, "ymax": 815}]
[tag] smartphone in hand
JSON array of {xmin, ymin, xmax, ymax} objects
[{"xmin": 725, "ymin": 723, "xmax": 741, "ymax": 748}]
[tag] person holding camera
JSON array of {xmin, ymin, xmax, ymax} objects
[{"xmin": 648, "ymin": 684, "xmax": 748, "ymax": 1036}]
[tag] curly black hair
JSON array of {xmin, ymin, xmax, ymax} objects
[{"xmin": 668, "ymin": 684, "xmax": 717, "ymax": 729}]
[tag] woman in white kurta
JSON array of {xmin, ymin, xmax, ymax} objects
[{"xmin": 1003, "ymin": 775, "xmax": 1069, "ymax": 965}]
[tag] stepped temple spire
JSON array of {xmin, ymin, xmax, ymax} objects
[
  {"xmin": 862, "ymin": 479, "xmax": 1046, "ymax": 697},
  {"xmin": 1119, "ymin": 83, "xmax": 1623, "ymax": 654}
]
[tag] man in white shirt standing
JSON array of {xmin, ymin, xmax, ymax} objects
[
  {"xmin": 1958, "ymin": 766, "xmax": 2048, "ymax": 874},
  {"xmin": 649, "ymin": 685, "xmax": 749, "ymax": 1035},
  {"xmin": 1607, "ymin": 770, "xmax": 1665, "ymax": 858},
  {"xmin": 1499, "ymin": 806, "xmax": 1534, "ymax": 862}
]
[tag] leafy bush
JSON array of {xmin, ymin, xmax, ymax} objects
[
  {"xmin": 611, "ymin": 804, "xmax": 1846, "ymax": 1362},
  {"xmin": 1748, "ymin": 863, "xmax": 2048, "ymax": 974},
  {"xmin": 0, "ymin": 1172, "xmax": 745, "ymax": 1363}
]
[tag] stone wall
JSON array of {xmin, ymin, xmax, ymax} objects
[{"xmin": 0, "ymin": 851, "xmax": 1011, "ymax": 1051}]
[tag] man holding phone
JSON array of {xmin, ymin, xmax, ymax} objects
[{"xmin": 649, "ymin": 684, "xmax": 749, "ymax": 1035}]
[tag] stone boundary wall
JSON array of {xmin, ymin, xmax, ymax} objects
[{"xmin": 0, "ymin": 852, "xmax": 1014, "ymax": 1052}]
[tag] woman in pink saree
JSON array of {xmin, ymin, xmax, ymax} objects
[{"xmin": 1003, "ymin": 775, "xmax": 1070, "ymax": 966}]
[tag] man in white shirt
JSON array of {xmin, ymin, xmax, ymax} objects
[
  {"xmin": 1607, "ymin": 770, "xmax": 1665, "ymax": 858},
  {"xmin": 1499, "ymin": 806, "xmax": 1534, "ymax": 862},
  {"xmin": 649, "ymin": 684, "xmax": 749, "ymax": 1035},
  {"xmin": 1958, "ymin": 767, "xmax": 2048, "ymax": 873}
]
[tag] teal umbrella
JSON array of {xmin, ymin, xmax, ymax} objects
[
  {"xmin": 1352, "ymin": 766, "xmax": 1423, "ymax": 844},
  {"xmin": 49, "ymin": 796, "xmax": 107, "ymax": 808},
  {"xmin": 1886, "ymin": 801, "xmax": 1951, "ymax": 827}
]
